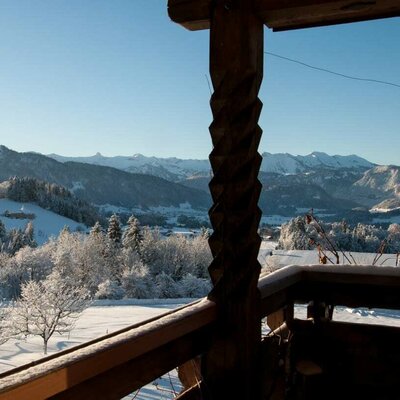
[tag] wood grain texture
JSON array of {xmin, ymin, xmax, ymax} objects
[
  {"xmin": 258, "ymin": 0, "xmax": 400, "ymax": 30},
  {"xmin": 201, "ymin": 1, "xmax": 264, "ymax": 398}
]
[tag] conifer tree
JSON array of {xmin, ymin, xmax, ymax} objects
[
  {"xmin": 7, "ymin": 229, "xmax": 25, "ymax": 255},
  {"xmin": 122, "ymin": 215, "xmax": 142, "ymax": 252},
  {"xmin": 107, "ymin": 214, "xmax": 122, "ymax": 244},
  {"xmin": 90, "ymin": 221, "xmax": 103, "ymax": 236},
  {"xmin": 0, "ymin": 220, "xmax": 6, "ymax": 241},
  {"xmin": 23, "ymin": 221, "xmax": 37, "ymax": 248}
]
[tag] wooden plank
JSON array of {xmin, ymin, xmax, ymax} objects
[
  {"xmin": 50, "ymin": 328, "xmax": 212, "ymax": 400},
  {"xmin": 0, "ymin": 300, "xmax": 217, "ymax": 400},
  {"xmin": 168, "ymin": 0, "xmax": 400, "ymax": 31},
  {"xmin": 298, "ymin": 272, "xmax": 400, "ymax": 310}
]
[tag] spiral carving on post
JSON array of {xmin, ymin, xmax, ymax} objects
[
  {"xmin": 207, "ymin": 3, "xmax": 263, "ymax": 304},
  {"xmin": 208, "ymin": 76, "xmax": 263, "ymax": 301}
]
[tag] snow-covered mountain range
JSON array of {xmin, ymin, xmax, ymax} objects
[
  {"xmin": 48, "ymin": 151, "xmax": 374, "ymax": 180},
  {"xmin": 260, "ymin": 151, "xmax": 374, "ymax": 174},
  {"xmin": 0, "ymin": 146, "xmax": 210, "ymax": 211},
  {"xmin": 46, "ymin": 149, "xmax": 399, "ymax": 216},
  {"xmin": 0, "ymin": 145, "xmax": 398, "ymax": 222}
]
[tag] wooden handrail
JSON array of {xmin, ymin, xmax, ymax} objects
[
  {"xmin": 0, "ymin": 299, "xmax": 217, "ymax": 400},
  {"xmin": 258, "ymin": 264, "xmax": 400, "ymax": 315},
  {"xmin": 1, "ymin": 264, "xmax": 400, "ymax": 399}
]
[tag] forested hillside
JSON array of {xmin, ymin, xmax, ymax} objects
[{"xmin": 1, "ymin": 177, "xmax": 100, "ymax": 226}]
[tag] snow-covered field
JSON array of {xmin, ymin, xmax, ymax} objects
[{"xmin": 0, "ymin": 199, "xmax": 86, "ymax": 244}]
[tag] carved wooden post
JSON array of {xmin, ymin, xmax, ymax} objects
[{"xmin": 201, "ymin": 1, "xmax": 264, "ymax": 398}]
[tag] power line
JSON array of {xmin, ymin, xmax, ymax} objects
[
  {"xmin": 205, "ymin": 74, "xmax": 212, "ymax": 96},
  {"xmin": 264, "ymin": 51, "xmax": 400, "ymax": 89}
]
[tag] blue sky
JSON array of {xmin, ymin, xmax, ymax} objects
[{"xmin": 0, "ymin": 1, "xmax": 398, "ymax": 165}]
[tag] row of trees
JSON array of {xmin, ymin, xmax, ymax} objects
[
  {"xmin": 0, "ymin": 214, "xmax": 212, "ymax": 301},
  {"xmin": 279, "ymin": 216, "xmax": 400, "ymax": 254}
]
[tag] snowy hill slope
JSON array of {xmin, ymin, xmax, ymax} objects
[
  {"xmin": 351, "ymin": 165, "xmax": 400, "ymax": 208},
  {"xmin": 0, "ymin": 199, "xmax": 86, "ymax": 244}
]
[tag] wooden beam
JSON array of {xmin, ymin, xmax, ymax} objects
[
  {"xmin": 168, "ymin": 0, "xmax": 400, "ymax": 31},
  {"xmin": 202, "ymin": 0, "xmax": 264, "ymax": 399},
  {"xmin": 257, "ymin": 0, "xmax": 400, "ymax": 31},
  {"xmin": 167, "ymin": 0, "xmax": 210, "ymax": 31}
]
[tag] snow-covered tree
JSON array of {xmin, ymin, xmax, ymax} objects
[
  {"xmin": 121, "ymin": 263, "xmax": 156, "ymax": 299},
  {"xmin": 179, "ymin": 273, "xmax": 211, "ymax": 298},
  {"xmin": 186, "ymin": 235, "xmax": 212, "ymax": 278},
  {"xmin": 387, "ymin": 223, "xmax": 400, "ymax": 253},
  {"xmin": 0, "ymin": 220, "xmax": 6, "ymax": 242},
  {"xmin": 14, "ymin": 243, "xmax": 54, "ymax": 282},
  {"xmin": 104, "ymin": 214, "xmax": 123, "ymax": 281},
  {"xmin": 155, "ymin": 272, "xmax": 180, "ymax": 299},
  {"xmin": 23, "ymin": 221, "xmax": 37, "ymax": 248},
  {"xmin": 278, "ymin": 217, "xmax": 317, "ymax": 250},
  {"xmin": 107, "ymin": 214, "xmax": 122, "ymax": 244},
  {"xmin": 278, "ymin": 217, "xmax": 397, "ymax": 256},
  {"xmin": 90, "ymin": 221, "xmax": 103, "ymax": 236},
  {"xmin": 79, "ymin": 233, "xmax": 110, "ymax": 294},
  {"xmin": 139, "ymin": 226, "xmax": 162, "ymax": 265},
  {"xmin": 0, "ymin": 301, "xmax": 7, "ymax": 343},
  {"xmin": 95, "ymin": 280, "xmax": 124, "ymax": 300},
  {"xmin": 122, "ymin": 215, "xmax": 142, "ymax": 252},
  {"xmin": 6, "ymin": 228, "xmax": 25, "ymax": 255},
  {"xmin": 4, "ymin": 271, "xmax": 89, "ymax": 354},
  {"xmin": 0, "ymin": 253, "xmax": 30, "ymax": 299}
]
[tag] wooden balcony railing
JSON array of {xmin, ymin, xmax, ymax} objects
[{"xmin": 1, "ymin": 264, "xmax": 400, "ymax": 399}]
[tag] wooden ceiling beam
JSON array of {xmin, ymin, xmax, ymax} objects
[
  {"xmin": 168, "ymin": 0, "xmax": 400, "ymax": 31},
  {"xmin": 258, "ymin": 0, "xmax": 400, "ymax": 31},
  {"xmin": 167, "ymin": 0, "xmax": 211, "ymax": 31}
]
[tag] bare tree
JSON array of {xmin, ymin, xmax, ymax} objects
[{"xmin": 4, "ymin": 271, "xmax": 89, "ymax": 354}]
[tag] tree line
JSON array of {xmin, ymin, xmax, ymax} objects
[
  {"xmin": 279, "ymin": 216, "xmax": 400, "ymax": 255},
  {"xmin": 0, "ymin": 214, "xmax": 212, "ymax": 301}
]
